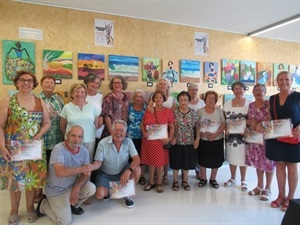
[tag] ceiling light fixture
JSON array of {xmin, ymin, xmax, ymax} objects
[{"xmin": 247, "ymin": 14, "xmax": 300, "ymax": 37}]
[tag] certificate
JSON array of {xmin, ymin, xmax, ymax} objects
[
  {"xmin": 263, "ymin": 119, "xmax": 293, "ymax": 139},
  {"xmin": 226, "ymin": 119, "xmax": 246, "ymax": 134},
  {"xmin": 146, "ymin": 124, "xmax": 168, "ymax": 140},
  {"xmin": 95, "ymin": 125, "xmax": 105, "ymax": 139},
  {"xmin": 200, "ymin": 119, "xmax": 219, "ymax": 133},
  {"xmin": 110, "ymin": 179, "xmax": 135, "ymax": 199},
  {"xmin": 10, "ymin": 140, "xmax": 42, "ymax": 161},
  {"xmin": 244, "ymin": 128, "xmax": 264, "ymax": 145}
]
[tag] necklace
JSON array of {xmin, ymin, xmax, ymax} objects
[{"xmin": 233, "ymin": 98, "xmax": 245, "ymax": 107}]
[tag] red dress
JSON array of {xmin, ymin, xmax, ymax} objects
[{"xmin": 141, "ymin": 108, "xmax": 174, "ymax": 167}]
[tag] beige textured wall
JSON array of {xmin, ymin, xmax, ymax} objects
[{"xmin": 0, "ymin": 0, "xmax": 299, "ymax": 98}]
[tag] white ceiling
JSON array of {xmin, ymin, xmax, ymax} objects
[{"xmin": 16, "ymin": 0, "xmax": 300, "ymax": 43}]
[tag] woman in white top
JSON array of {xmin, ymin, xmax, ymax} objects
[
  {"xmin": 188, "ymin": 83, "xmax": 205, "ymax": 111},
  {"xmin": 223, "ymin": 81, "xmax": 251, "ymax": 191}
]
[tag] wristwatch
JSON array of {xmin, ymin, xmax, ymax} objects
[{"xmin": 128, "ymin": 167, "xmax": 133, "ymax": 173}]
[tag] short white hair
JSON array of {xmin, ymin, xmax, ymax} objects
[{"xmin": 112, "ymin": 120, "xmax": 128, "ymax": 131}]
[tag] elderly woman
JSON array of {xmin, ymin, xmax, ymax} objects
[
  {"xmin": 169, "ymin": 91, "xmax": 199, "ymax": 191},
  {"xmin": 197, "ymin": 91, "xmax": 225, "ymax": 188},
  {"xmin": 223, "ymin": 81, "xmax": 251, "ymax": 191},
  {"xmin": 60, "ymin": 83, "xmax": 99, "ymax": 163},
  {"xmin": 101, "ymin": 75, "xmax": 129, "ymax": 138},
  {"xmin": 141, "ymin": 90, "xmax": 174, "ymax": 193},
  {"xmin": 0, "ymin": 71, "xmax": 51, "ymax": 225}
]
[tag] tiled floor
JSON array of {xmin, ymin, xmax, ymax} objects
[{"xmin": 1, "ymin": 163, "xmax": 299, "ymax": 225}]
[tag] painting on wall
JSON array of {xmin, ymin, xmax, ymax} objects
[
  {"xmin": 43, "ymin": 50, "xmax": 73, "ymax": 79},
  {"xmin": 2, "ymin": 40, "xmax": 35, "ymax": 84},
  {"xmin": 204, "ymin": 61, "xmax": 218, "ymax": 83},
  {"xmin": 290, "ymin": 65, "xmax": 300, "ymax": 88},
  {"xmin": 108, "ymin": 55, "xmax": 139, "ymax": 81},
  {"xmin": 142, "ymin": 57, "xmax": 160, "ymax": 82},
  {"xmin": 221, "ymin": 59, "xmax": 239, "ymax": 85},
  {"xmin": 195, "ymin": 32, "xmax": 209, "ymax": 55},
  {"xmin": 273, "ymin": 63, "xmax": 288, "ymax": 85},
  {"xmin": 180, "ymin": 60, "xmax": 200, "ymax": 83},
  {"xmin": 162, "ymin": 59, "xmax": 179, "ymax": 84},
  {"xmin": 78, "ymin": 53, "xmax": 105, "ymax": 80},
  {"xmin": 256, "ymin": 62, "xmax": 272, "ymax": 86},
  {"xmin": 224, "ymin": 93, "xmax": 254, "ymax": 103},
  {"xmin": 95, "ymin": 19, "xmax": 114, "ymax": 47},
  {"xmin": 240, "ymin": 60, "xmax": 256, "ymax": 85}
]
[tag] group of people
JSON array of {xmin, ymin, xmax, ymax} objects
[{"xmin": 0, "ymin": 70, "xmax": 299, "ymax": 225}]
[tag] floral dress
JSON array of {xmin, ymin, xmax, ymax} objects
[
  {"xmin": 245, "ymin": 101, "xmax": 275, "ymax": 172},
  {"xmin": 0, "ymin": 94, "xmax": 47, "ymax": 191}
]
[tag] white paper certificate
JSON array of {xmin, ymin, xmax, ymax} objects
[
  {"xmin": 10, "ymin": 140, "xmax": 43, "ymax": 161},
  {"xmin": 200, "ymin": 119, "xmax": 219, "ymax": 133},
  {"xmin": 226, "ymin": 119, "xmax": 246, "ymax": 134},
  {"xmin": 244, "ymin": 128, "xmax": 264, "ymax": 145},
  {"xmin": 146, "ymin": 124, "xmax": 168, "ymax": 140},
  {"xmin": 110, "ymin": 179, "xmax": 135, "ymax": 199},
  {"xmin": 263, "ymin": 119, "xmax": 293, "ymax": 139}
]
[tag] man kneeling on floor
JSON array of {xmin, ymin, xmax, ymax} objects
[
  {"xmin": 36, "ymin": 125, "xmax": 95, "ymax": 225},
  {"xmin": 91, "ymin": 119, "xmax": 141, "ymax": 208}
]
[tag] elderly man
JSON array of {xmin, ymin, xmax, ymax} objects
[
  {"xmin": 92, "ymin": 119, "xmax": 141, "ymax": 208},
  {"xmin": 36, "ymin": 125, "xmax": 95, "ymax": 225}
]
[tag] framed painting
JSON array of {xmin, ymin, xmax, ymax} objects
[
  {"xmin": 108, "ymin": 55, "xmax": 139, "ymax": 81},
  {"xmin": 221, "ymin": 59, "xmax": 239, "ymax": 85},
  {"xmin": 43, "ymin": 50, "xmax": 73, "ymax": 79},
  {"xmin": 2, "ymin": 40, "xmax": 35, "ymax": 84},
  {"xmin": 180, "ymin": 60, "xmax": 200, "ymax": 83},
  {"xmin": 78, "ymin": 53, "xmax": 105, "ymax": 80},
  {"xmin": 142, "ymin": 57, "xmax": 160, "ymax": 82},
  {"xmin": 256, "ymin": 62, "xmax": 272, "ymax": 86},
  {"xmin": 290, "ymin": 65, "xmax": 300, "ymax": 88},
  {"xmin": 162, "ymin": 59, "xmax": 179, "ymax": 84},
  {"xmin": 273, "ymin": 63, "xmax": 288, "ymax": 85},
  {"xmin": 240, "ymin": 60, "xmax": 256, "ymax": 85},
  {"xmin": 204, "ymin": 61, "xmax": 218, "ymax": 83}
]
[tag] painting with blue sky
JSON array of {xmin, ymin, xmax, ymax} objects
[
  {"xmin": 78, "ymin": 53, "xmax": 105, "ymax": 80},
  {"xmin": 109, "ymin": 55, "xmax": 139, "ymax": 81},
  {"xmin": 180, "ymin": 60, "xmax": 200, "ymax": 83},
  {"xmin": 240, "ymin": 60, "xmax": 256, "ymax": 85}
]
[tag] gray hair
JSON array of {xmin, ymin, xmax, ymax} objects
[{"xmin": 112, "ymin": 120, "xmax": 128, "ymax": 131}]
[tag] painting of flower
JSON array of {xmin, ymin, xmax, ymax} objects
[
  {"xmin": 43, "ymin": 50, "xmax": 72, "ymax": 79},
  {"xmin": 204, "ymin": 62, "xmax": 218, "ymax": 83},
  {"xmin": 180, "ymin": 60, "xmax": 200, "ymax": 83},
  {"xmin": 109, "ymin": 55, "xmax": 139, "ymax": 81},
  {"xmin": 2, "ymin": 40, "xmax": 35, "ymax": 84},
  {"xmin": 273, "ymin": 63, "xmax": 288, "ymax": 85},
  {"xmin": 257, "ymin": 62, "xmax": 272, "ymax": 86},
  {"xmin": 240, "ymin": 60, "xmax": 256, "ymax": 85},
  {"xmin": 142, "ymin": 57, "xmax": 160, "ymax": 82},
  {"xmin": 221, "ymin": 59, "xmax": 239, "ymax": 85},
  {"xmin": 78, "ymin": 53, "xmax": 105, "ymax": 80}
]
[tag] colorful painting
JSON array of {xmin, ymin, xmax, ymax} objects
[
  {"xmin": 240, "ymin": 60, "xmax": 256, "ymax": 85},
  {"xmin": 180, "ymin": 60, "xmax": 200, "ymax": 83},
  {"xmin": 142, "ymin": 57, "xmax": 160, "ymax": 82},
  {"xmin": 43, "ymin": 50, "xmax": 72, "ymax": 79},
  {"xmin": 204, "ymin": 62, "xmax": 218, "ymax": 83},
  {"xmin": 2, "ymin": 40, "xmax": 35, "ymax": 84},
  {"xmin": 290, "ymin": 65, "xmax": 300, "ymax": 88},
  {"xmin": 256, "ymin": 62, "xmax": 272, "ymax": 86},
  {"xmin": 221, "ymin": 59, "xmax": 239, "ymax": 85},
  {"xmin": 273, "ymin": 63, "xmax": 288, "ymax": 85},
  {"xmin": 109, "ymin": 55, "xmax": 139, "ymax": 81},
  {"xmin": 78, "ymin": 53, "xmax": 105, "ymax": 80},
  {"xmin": 162, "ymin": 60, "xmax": 179, "ymax": 83}
]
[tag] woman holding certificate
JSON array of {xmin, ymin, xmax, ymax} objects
[
  {"xmin": 223, "ymin": 81, "xmax": 251, "ymax": 191},
  {"xmin": 246, "ymin": 84, "xmax": 275, "ymax": 201},
  {"xmin": 141, "ymin": 90, "xmax": 174, "ymax": 193},
  {"xmin": 197, "ymin": 91, "xmax": 225, "ymax": 188},
  {"xmin": 0, "ymin": 71, "xmax": 51, "ymax": 225},
  {"xmin": 265, "ymin": 71, "xmax": 300, "ymax": 212}
]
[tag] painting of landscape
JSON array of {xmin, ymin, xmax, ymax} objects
[
  {"xmin": 78, "ymin": 53, "xmax": 105, "ymax": 80},
  {"xmin": 180, "ymin": 60, "xmax": 200, "ymax": 83},
  {"xmin": 109, "ymin": 55, "xmax": 139, "ymax": 81}
]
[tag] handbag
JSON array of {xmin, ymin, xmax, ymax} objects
[
  {"xmin": 273, "ymin": 95, "xmax": 300, "ymax": 144},
  {"xmin": 154, "ymin": 107, "xmax": 172, "ymax": 150}
]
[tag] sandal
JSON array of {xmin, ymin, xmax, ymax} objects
[
  {"xmin": 261, "ymin": 189, "xmax": 271, "ymax": 201},
  {"xmin": 139, "ymin": 177, "xmax": 146, "ymax": 185},
  {"xmin": 209, "ymin": 180, "xmax": 219, "ymax": 189},
  {"xmin": 271, "ymin": 196, "xmax": 286, "ymax": 208},
  {"xmin": 162, "ymin": 177, "xmax": 169, "ymax": 185},
  {"xmin": 172, "ymin": 181, "xmax": 179, "ymax": 191},
  {"xmin": 281, "ymin": 199, "xmax": 290, "ymax": 212},
  {"xmin": 248, "ymin": 187, "xmax": 262, "ymax": 196},
  {"xmin": 198, "ymin": 179, "xmax": 207, "ymax": 187},
  {"xmin": 224, "ymin": 178, "xmax": 235, "ymax": 187},
  {"xmin": 8, "ymin": 214, "xmax": 19, "ymax": 225},
  {"xmin": 181, "ymin": 181, "xmax": 190, "ymax": 191},
  {"xmin": 144, "ymin": 183, "xmax": 156, "ymax": 191},
  {"xmin": 241, "ymin": 181, "xmax": 248, "ymax": 191},
  {"xmin": 27, "ymin": 211, "xmax": 37, "ymax": 223},
  {"xmin": 157, "ymin": 184, "xmax": 164, "ymax": 193}
]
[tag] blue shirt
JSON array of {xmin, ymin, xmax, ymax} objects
[{"xmin": 127, "ymin": 102, "xmax": 147, "ymax": 139}]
